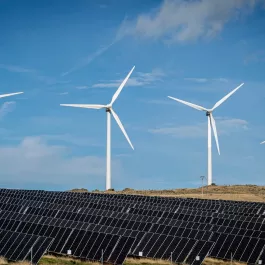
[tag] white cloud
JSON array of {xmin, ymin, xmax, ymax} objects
[
  {"xmin": 0, "ymin": 64, "xmax": 34, "ymax": 73},
  {"xmin": 117, "ymin": 0, "xmax": 262, "ymax": 43},
  {"xmin": 184, "ymin": 78, "xmax": 208, "ymax": 83},
  {"xmin": 149, "ymin": 117, "xmax": 248, "ymax": 138},
  {"xmin": 0, "ymin": 101, "xmax": 16, "ymax": 119},
  {"xmin": 92, "ymin": 69, "xmax": 165, "ymax": 88},
  {"xmin": 40, "ymin": 133, "xmax": 104, "ymax": 147},
  {"xmin": 76, "ymin": 86, "xmax": 88, "ymax": 89},
  {"xmin": 0, "ymin": 64, "xmax": 69, "ymax": 86},
  {"xmin": 58, "ymin": 92, "xmax": 69, "ymax": 95},
  {"xmin": 244, "ymin": 50, "xmax": 265, "ymax": 65},
  {"xmin": 61, "ymin": 40, "xmax": 118, "ymax": 77},
  {"xmin": 184, "ymin": 77, "xmax": 229, "ymax": 83},
  {"xmin": 0, "ymin": 136, "xmax": 122, "ymax": 186}
]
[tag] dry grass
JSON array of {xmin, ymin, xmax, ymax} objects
[
  {"xmin": 203, "ymin": 257, "xmax": 244, "ymax": 265},
  {"xmin": 9, "ymin": 262, "xmax": 30, "ymax": 265},
  {"xmin": 90, "ymin": 185, "xmax": 265, "ymax": 202},
  {"xmin": 39, "ymin": 255, "xmax": 100, "ymax": 265},
  {"xmin": 0, "ymin": 257, "xmax": 30, "ymax": 265},
  {"xmin": 0, "ymin": 255, "xmax": 248, "ymax": 265},
  {"xmin": 0, "ymin": 257, "xmax": 8, "ymax": 265},
  {"xmin": 125, "ymin": 257, "xmax": 246, "ymax": 265},
  {"xmin": 126, "ymin": 258, "xmax": 170, "ymax": 265}
]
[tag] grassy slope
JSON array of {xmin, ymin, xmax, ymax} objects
[
  {"xmin": 24, "ymin": 256, "xmax": 247, "ymax": 265},
  {"xmin": 0, "ymin": 254, "xmax": 246, "ymax": 265},
  {"xmin": 84, "ymin": 185, "xmax": 265, "ymax": 202}
]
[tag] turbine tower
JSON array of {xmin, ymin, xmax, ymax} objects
[
  {"xmin": 60, "ymin": 66, "xmax": 135, "ymax": 190},
  {"xmin": 168, "ymin": 83, "xmax": 244, "ymax": 186}
]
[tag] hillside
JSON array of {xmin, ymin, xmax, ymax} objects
[{"xmin": 71, "ymin": 185, "xmax": 265, "ymax": 202}]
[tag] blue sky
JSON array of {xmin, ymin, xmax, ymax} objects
[{"xmin": 0, "ymin": 0, "xmax": 265, "ymax": 191}]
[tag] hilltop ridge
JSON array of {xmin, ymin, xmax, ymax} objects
[{"xmin": 70, "ymin": 184, "xmax": 265, "ymax": 202}]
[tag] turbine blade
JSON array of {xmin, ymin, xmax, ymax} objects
[
  {"xmin": 209, "ymin": 114, "xmax": 220, "ymax": 155},
  {"xmin": 167, "ymin": 96, "xmax": 207, "ymax": 111},
  {"xmin": 0, "ymin": 92, "xmax": 23, "ymax": 99},
  {"xmin": 261, "ymin": 141, "xmax": 265, "ymax": 144},
  {"xmin": 111, "ymin": 109, "xmax": 134, "ymax": 150},
  {"xmin": 211, "ymin": 83, "xmax": 244, "ymax": 110},
  {"xmin": 60, "ymin": 104, "xmax": 106, "ymax": 109},
  {"xmin": 110, "ymin": 66, "xmax": 135, "ymax": 105}
]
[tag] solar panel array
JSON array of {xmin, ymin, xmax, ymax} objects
[{"xmin": 0, "ymin": 189, "xmax": 265, "ymax": 264}]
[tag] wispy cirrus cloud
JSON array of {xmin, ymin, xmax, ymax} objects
[
  {"xmin": 0, "ymin": 64, "xmax": 34, "ymax": 73},
  {"xmin": 75, "ymin": 86, "xmax": 88, "ymax": 90},
  {"xmin": 117, "ymin": 0, "xmax": 263, "ymax": 43},
  {"xmin": 149, "ymin": 117, "xmax": 248, "ymax": 138},
  {"xmin": 36, "ymin": 75, "xmax": 70, "ymax": 86},
  {"xmin": 61, "ymin": 40, "xmax": 118, "ymax": 77},
  {"xmin": 244, "ymin": 50, "xmax": 265, "ymax": 65},
  {"xmin": 0, "ymin": 63, "xmax": 69, "ymax": 86},
  {"xmin": 0, "ymin": 101, "xmax": 16, "ymax": 119},
  {"xmin": 92, "ymin": 68, "xmax": 165, "ymax": 88},
  {"xmin": 184, "ymin": 77, "xmax": 229, "ymax": 83},
  {"xmin": 58, "ymin": 92, "xmax": 69, "ymax": 95}
]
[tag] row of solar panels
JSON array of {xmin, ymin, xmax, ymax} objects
[
  {"xmin": 1, "ymin": 188, "xmax": 263, "ymax": 209},
  {"xmin": 1, "ymin": 189, "xmax": 265, "ymax": 264},
  {"xmin": 2, "ymin": 196, "xmax": 263, "ymax": 222},
  {"xmin": 2, "ymin": 206, "xmax": 265, "ymax": 264},
  {"xmin": 0, "ymin": 227, "xmax": 133, "ymax": 264},
  {"xmin": 4, "ymin": 206, "xmax": 265, "ymax": 239},
  {"xmin": 2, "ymin": 207, "xmax": 265, "ymax": 239},
  {"xmin": 1, "ymin": 199, "xmax": 265, "ymax": 234},
  {"xmin": 1, "ymin": 191, "xmax": 263, "ymax": 218},
  {"xmin": 1, "ymin": 194, "xmax": 263, "ymax": 219},
  {"xmin": 0, "ymin": 219, "xmax": 213, "ymax": 265},
  {"xmin": 1, "ymin": 215, "xmax": 265, "ymax": 264},
  {"xmin": 1, "ymin": 188, "xmax": 264, "ymax": 211},
  {"xmin": 0, "ymin": 229, "xmax": 53, "ymax": 263},
  {"xmin": 0, "ymin": 191, "xmax": 264, "ymax": 223}
]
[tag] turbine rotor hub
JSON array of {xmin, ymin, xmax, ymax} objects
[
  {"xmin": 106, "ymin": 108, "xmax": 111, "ymax": 113},
  {"xmin": 206, "ymin": 111, "xmax": 211, "ymax": 116}
]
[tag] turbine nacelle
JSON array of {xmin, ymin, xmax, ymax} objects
[
  {"xmin": 106, "ymin": 105, "xmax": 112, "ymax": 112},
  {"xmin": 60, "ymin": 66, "xmax": 135, "ymax": 151},
  {"xmin": 168, "ymin": 82, "xmax": 244, "ymax": 156}
]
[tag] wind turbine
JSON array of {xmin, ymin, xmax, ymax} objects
[
  {"xmin": 0, "ymin": 92, "xmax": 23, "ymax": 99},
  {"xmin": 168, "ymin": 83, "xmax": 244, "ymax": 186},
  {"xmin": 60, "ymin": 66, "xmax": 135, "ymax": 190}
]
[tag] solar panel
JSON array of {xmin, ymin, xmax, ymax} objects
[
  {"xmin": 2, "ymin": 188, "xmax": 265, "ymax": 265},
  {"xmin": 0, "ymin": 229, "xmax": 53, "ymax": 263}
]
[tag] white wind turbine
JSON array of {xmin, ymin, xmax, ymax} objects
[
  {"xmin": 168, "ymin": 83, "xmax": 244, "ymax": 186},
  {"xmin": 60, "ymin": 66, "xmax": 135, "ymax": 190},
  {"xmin": 0, "ymin": 92, "xmax": 23, "ymax": 99}
]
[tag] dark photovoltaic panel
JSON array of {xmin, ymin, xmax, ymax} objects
[
  {"xmin": 0, "ymin": 229, "xmax": 53, "ymax": 263},
  {"xmin": 1, "ymin": 188, "xmax": 265, "ymax": 264}
]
